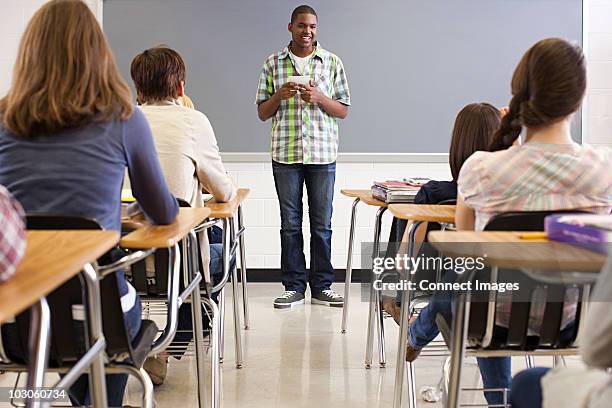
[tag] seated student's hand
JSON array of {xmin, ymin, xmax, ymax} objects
[
  {"xmin": 499, "ymin": 106, "xmax": 510, "ymax": 117},
  {"xmin": 277, "ymin": 82, "xmax": 299, "ymax": 100}
]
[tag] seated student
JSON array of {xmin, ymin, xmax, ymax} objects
[
  {"xmin": 0, "ymin": 185, "xmax": 26, "ymax": 283},
  {"xmin": 0, "ymin": 0, "xmax": 178, "ymax": 405},
  {"xmin": 401, "ymin": 38, "xmax": 612, "ymax": 406},
  {"xmin": 130, "ymin": 46, "xmax": 237, "ymax": 384},
  {"xmin": 510, "ymin": 257, "xmax": 612, "ymax": 408},
  {"xmin": 381, "ymin": 102, "xmax": 502, "ymax": 322}
]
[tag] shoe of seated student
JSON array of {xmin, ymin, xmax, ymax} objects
[
  {"xmin": 381, "ymin": 295, "xmax": 401, "ymax": 325},
  {"xmin": 311, "ymin": 289, "xmax": 344, "ymax": 307},
  {"xmin": 406, "ymin": 315, "xmax": 422, "ymax": 362},
  {"xmin": 143, "ymin": 354, "xmax": 168, "ymax": 386},
  {"xmin": 273, "ymin": 290, "xmax": 305, "ymax": 309}
]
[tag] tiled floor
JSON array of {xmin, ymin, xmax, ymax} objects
[{"xmin": 0, "ymin": 283, "xmax": 582, "ymax": 407}]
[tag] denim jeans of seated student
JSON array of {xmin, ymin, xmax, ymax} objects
[
  {"xmin": 172, "ymin": 243, "xmax": 235, "ymax": 356},
  {"xmin": 272, "ymin": 161, "xmax": 335, "ymax": 294},
  {"xmin": 407, "ymin": 270, "xmax": 511, "ymax": 406},
  {"xmin": 1, "ymin": 289, "xmax": 142, "ymax": 407}
]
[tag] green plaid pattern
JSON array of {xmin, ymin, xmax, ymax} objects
[{"xmin": 255, "ymin": 43, "xmax": 350, "ymax": 164}]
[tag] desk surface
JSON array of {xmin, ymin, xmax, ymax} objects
[
  {"xmin": 121, "ymin": 207, "xmax": 211, "ymax": 249},
  {"xmin": 205, "ymin": 188, "xmax": 250, "ymax": 218},
  {"xmin": 340, "ymin": 189, "xmax": 387, "ymax": 207},
  {"xmin": 428, "ymin": 231, "xmax": 606, "ymax": 272},
  {"xmin": 389, "ymin": 204, "xmax": 456, "ymax": 223},
  {"xmin": 0, "ymin": 230, "xmax": 119, "ymax": 323}
]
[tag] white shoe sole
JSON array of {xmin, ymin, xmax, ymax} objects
[
  {"xmin": 273, "ymin": 298, "xmax": 305, "ymax": 309},
  {"xmin": 311, "ymin": 298, "xmax": 344, "ymax": 308}
]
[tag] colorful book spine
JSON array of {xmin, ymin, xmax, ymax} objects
[{"xmin": 545, "ymin": 214, "xmax": 612, "ymax": 255}]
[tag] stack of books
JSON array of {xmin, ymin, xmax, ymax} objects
[
  {"xmin": 371, "ymin": 178, "xmax": 430, "ymax": 203},
  {"xmin": 545, "ymin": 214, "xmax": 612, "ymax": 255}
]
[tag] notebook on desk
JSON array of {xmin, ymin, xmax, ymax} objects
[{"xmin": 371, "ymin": 179, "xmax": 428, "ymax": 203}]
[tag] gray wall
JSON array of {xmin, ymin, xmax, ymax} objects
[{"xmin": 104, "ymin": 0, "xmax": 583, "ymax": 153}]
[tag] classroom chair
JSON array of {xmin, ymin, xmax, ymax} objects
[
  {"xmin": 434, "ymin": 211, "xmax": 588, "ymax": 407},
  {"xmin": 0, "ymin": 214, "xmax": 158, "ymax": 408}
]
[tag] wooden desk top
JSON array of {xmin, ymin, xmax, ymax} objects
[
  {"xmin": 0, "ymin": 230, "xmax": 119, "ymax": 323},
  {"xmin": 428, "ymin": 231, "xmax": 606, "ymax": 272},
  {"xmin": 205, "ymin": 188, "xmax": 250, "ymax": 218},
  {"xmin": 389, "ymin": 204, "xmax": 456, "ymax": 223},
  {"xmin": 340, "ymin": 189, "xmax": 387, "ymax": 207},
  {"xmin": 120, "ymin": 207, "xmax": 211, "ymax": 249}
]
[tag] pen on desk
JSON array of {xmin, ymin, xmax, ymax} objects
[{"xmin": 519, "ymin": 232, "xmax": 548, "ymax": 240}]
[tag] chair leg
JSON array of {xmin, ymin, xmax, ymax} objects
[
  {"xmin": 365, "ymin": 276, "xmax": 377, "ymax": 369},
  {"xmin": 406, "ymin": 361, "xmax": 417, "ymax": 408},
  {"xmin": 202, "ymin": 297, "xmax": 221, "ymax": 408},
  {"xmin": 219, "ymin": 287, "xmax": 226, "ymax": 364},
  {"xmin": 237, "ymin": 206, "xmax": 250, "ymax": 330},
  {"xmin": 525, "ymin": 355, "xmax": 535, "ymax": 368},
  {"xmin": 341, "ymin": 197, "xmax": 359, "ymax": 334},
  {"xmin": 373, "ymin": 207, "xmax": 387, "ymax": 368}
]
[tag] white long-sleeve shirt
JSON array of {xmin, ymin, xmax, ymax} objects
[{"xmin": 139, "ymin": 100, "xmax": 237, "ymax": 282}]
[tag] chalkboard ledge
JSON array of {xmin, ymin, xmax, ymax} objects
[{"xmin": 220, "ymin": 152, "xmax": 449, "ymax": 163}]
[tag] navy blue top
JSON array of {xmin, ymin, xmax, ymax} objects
[
  {"xmin": 414, "ymin": 180, "xmax": 457, "ymax": 205},
  {"xmin": 0, "ymin": 108, "xmax": 178, "ymax": 231}
]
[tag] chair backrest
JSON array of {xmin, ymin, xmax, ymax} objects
[
  {"xmin": 465, "ymin": 210, "xmax": 586, "ymax": 350},
  {"xmin": 9, "ymin": 215, "xmax": 135, "ymax": 365}
]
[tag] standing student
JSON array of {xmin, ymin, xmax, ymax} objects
[
  {"xmin": 0, "ymin": 0, "xmax": 178, "ymax": 405},
  {"xmin": 255, "ymin": 5, "xmax": 351, "ymax": 308},
  {"xmin": 130, "ymin": 45, "xmax": 236, "ymax": 385}
]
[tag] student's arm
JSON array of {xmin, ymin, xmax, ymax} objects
[
  {"xmin": 255, "ymin": 59, "xmax": 298, "ymax": 121},
  {"xmin": 192, "ymin": 113, "xmax": 236, "ymax": 202},
  {"xmin": 580, "ymin": 258, "xmax": 612, "ymax": 368},
  {"xmin": 257, "ymin": 82, "xmax": 299, "ymax": 121},
  {"xmin": 123, "ymin": 108, "xmax": 178, "ymax": 224},
  {"xmin": 455, "ymin": 195, "xmax": 475, "ymax": 231}
]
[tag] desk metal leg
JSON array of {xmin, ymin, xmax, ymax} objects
[
  {"xmin": 81, "ymin": 263, "xmax": 108, "ymax": 408},
  {"xmin": 393, "ymin": 221, "xmax": 420, "ymax": 408},
  {"xmin": 186, "ymin": 232, "xmax": 207, "ymax": 408},
  {"xmin": 365, "ymin": 206, "xmax": 387, "ymax": 368},
  {"xmin": 341, "ymin": 198, "xmax": 360, "ymax": 334},
  {"xmin": 25, "ymin": 298, "xmax": 50, "ymax": 408},
  {"xmin": 226, "ymin": 218, "xmax": 243, "ymax": 368},
  {"xmin": 237, "ymin": 206, "xmax": 250, "ymax": 330}
]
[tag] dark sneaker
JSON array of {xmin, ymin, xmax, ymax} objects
[
  {"xmin": 311, "ymin": 289, "xmax": 344, "ymax": 307},
  {"xmin": 273, "ymin": 291, "xmax": 305, "ymax": 309}
]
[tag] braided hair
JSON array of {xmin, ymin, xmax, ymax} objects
[{"xmin": 489, "ymin": 38, "xmax": 586, "ymax": 151}]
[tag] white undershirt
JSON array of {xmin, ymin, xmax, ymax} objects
[{"xmin": 290, "ymin": 49, "xmax": 314, "ymax": 75}]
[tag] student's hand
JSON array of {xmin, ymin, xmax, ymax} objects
[
  {"xmin": 300, "ymin": 80, "xmax": 324, "ymax": 104},
  {"xmin": 277, "ymin": 82, "xmax": 299, "ymax": 100},
  {"xmin": 499, "ymin": 106, "xmax": 510, "ymax": 117}
]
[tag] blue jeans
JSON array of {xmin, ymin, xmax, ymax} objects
[
  {"xmin": 510, "ymin": 367, "xmax": 549, "ymax": 408},
  {"xmin": 272, "ymin": 161, "xmax": 336, "ymax": 294},
  {"xmin": 407, "ymin": 271, "xmax": 511, "ymax": 406}
]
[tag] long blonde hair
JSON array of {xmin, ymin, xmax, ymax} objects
[{"xmin": 0, "ymin": 0, "xmax": 132, "ymax": 137}]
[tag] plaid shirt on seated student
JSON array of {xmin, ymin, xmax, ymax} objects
[{"xmin": 0, "ymin": 184, "xmax": 26, "ymax": 283}]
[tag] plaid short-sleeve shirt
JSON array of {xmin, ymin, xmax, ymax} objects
[
  {"xmin": 255, "ymin": 43, "xmax": 350, "ymax": 164},
  {"xmin": 0, "ymin": 185, "xmax": 25, "ymax": 283}
]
